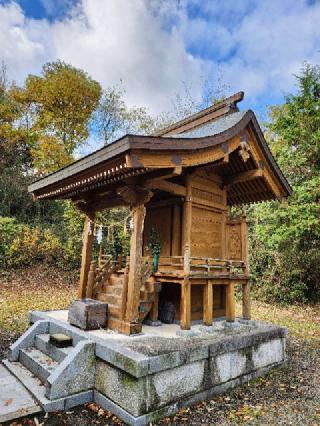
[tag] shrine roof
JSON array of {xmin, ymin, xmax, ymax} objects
[
  {"xmin": 28, "ymin": 92, "xmax": 292, "ymax": 204},
  {"xmin": 172, "ymin": 110, "xmax": 247, "ymax": 139}
]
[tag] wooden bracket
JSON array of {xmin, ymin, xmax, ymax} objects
[{"xmin": 117, "ymin": 186, "xmax": 153, "ymax": 206}]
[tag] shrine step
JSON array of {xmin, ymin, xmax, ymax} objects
[
  {"xmin": 3, "ymin": 359, "xmax": 92, "ymax": 413},
  {"xmin": 99, "ymin": 293, "xmax": 122, "ymax": 306},
  {"xmin": 109, "ymin": 275, "xmax": 124, "ymax": 285},
  {"xmin": 107, "ymin": 317, "xmax": 142, "ymax": 335},
  {"xmin": 105, "ymin": 284, "xmax": 123, "ymax": 297},
  {"xmin": 35, "ymin": 334, "xmax": 73, "ymax": 363},
  {"xmin": 19, "ymin": 347, "xmax": 58, "ymax": 383}
]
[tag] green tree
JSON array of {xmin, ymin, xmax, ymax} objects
[
  {"xmin": 95, "ymin": 85, "xmax": 156, "ymax": 144},
  {"xmin": 18, "ymin": 60, "xmax": 102, "ymax": 173},
  {"xmin": 0, "ymin": 63, "xmax": 34, "ymax": 221},
  {"xmin": 251, "ymin": 63, "xmax": 320, "ymax": 303}
]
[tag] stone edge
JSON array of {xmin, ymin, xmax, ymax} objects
[
  {"xmin": 29, "ymin": 311, "xmax": 287, "ymax": 378},
  {"xmin": 93, "ymin": 360, "xmax": 285, "ymax": 426}
]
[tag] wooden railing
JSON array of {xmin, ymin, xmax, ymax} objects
[
  {"xmin": 86, "ymin": 255, "xmax": 114, "ymax": 298},
  {"xmin": 156, "ymin": 256, "xmax": 248, "ymax": 278}
]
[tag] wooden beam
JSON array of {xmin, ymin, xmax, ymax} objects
[
  {"xmin": 226, "ymin": 282, "xmax": 235, "ymax": 322},
  {"xmin": 78, "ymin": 212, "xmax": 95, "ymax": 299},
  {"xmin": 224, "ymin": 169, "xmax": 263, "ymax": 187},
  {"xmin": 203, "ymin": 280, "xmax": 213, "ymax": 326},
  {"xmin": 125, "ymin": 204, "xmax": 146, "ymax": 323},
  {"xmin": 144, "ymin": 179, "xmax": 186, "ymax": 197}
]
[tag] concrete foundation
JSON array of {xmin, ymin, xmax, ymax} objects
[{"xmin": 4, "ymin": 310, "xmax": 287, "ymax": 425}]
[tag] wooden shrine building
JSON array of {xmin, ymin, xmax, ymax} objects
[{"xmin": 28, "ymin": 92, "xmax": 292, "ymax": 335}]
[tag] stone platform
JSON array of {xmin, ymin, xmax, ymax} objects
[{"xmin": 2, "ymin": 310, "xmax": 287, "ymax": 426}]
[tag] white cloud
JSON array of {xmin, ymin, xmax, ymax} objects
[
  {"xmin": 0, "ymin": 0, "xmax": 320, "ymax": 116},
  {"xmin": 0, "ymin": 0, "xmax": 204, "ymax": 114},
  {"xmin": 183, "ymin": 0, "xmax": 320, "ymax": 106}
]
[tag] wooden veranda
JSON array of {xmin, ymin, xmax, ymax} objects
[{"xmin": 28, "ymin": 92, "xmax": 292, "ymax": 335}]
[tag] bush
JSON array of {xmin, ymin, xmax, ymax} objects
[{"xmin": 0, "ymin": 216, "xmax": 64, "ymax": 268}]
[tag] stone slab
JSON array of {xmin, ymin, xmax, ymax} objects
[
  {"xmin": 3, "ymin": 360, "xmax": 94, "ymax": 413},
  {"xmin": 0, "ymin": 364, "xmax": 41, "ymax": 423},
  {"xmin": 94, "ymin": 361, "xmax": 285, "ymax": 426}
]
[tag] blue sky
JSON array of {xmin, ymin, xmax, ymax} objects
[{"xmin": 1, "ymin": 0, "xmax": 320, "ymax": 123}]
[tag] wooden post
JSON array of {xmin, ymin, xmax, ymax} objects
[
  {"xmin": 181, "ymin": 277, "xmax": 191, "ymax": 329},
  {"xmin": 203, "ymin": 280, "xmax": 213, "ymax": 326},
  {"xmin": 242, "ymin": 281, "xmax": 251, "ymax": 319},
  {"xmin": 120, "ymin": 259, "xmax": 130, "ymax": 320},
  {"xmin": 181, "ymin": 175, "xmax": 192, "ymax": 330},
  {"xmin": 125, "ymin": 204, "xmax": 146, "ymax": 323},
  {"xmin": 226, "ymin": 282, "xmax": 235, "ymax": 322},
  {"xmin": 78, "ymin": 213, "xmax": 95, "ymax": 299},
  {"xmin": 240, "ymin": 217, "xmax": 251, "ymax": 319},
  {"xmin": 150, "ymin": 281, "xmax": 159, "ymax": 322},
  {"xmin": 86, "ymin": 261, "xmax": 96, "ymax": 299},
  {"xmin": 117, "ymin": 253, "xmax": 123, "ymax": 271}
]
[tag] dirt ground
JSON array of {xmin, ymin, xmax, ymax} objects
[{"xmin": 0, "ymin": 267, "xmax": 319, "ymax": 425}]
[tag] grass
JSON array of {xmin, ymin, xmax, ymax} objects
[
  {"xmin": 237, "ymin": 300, "xmax": 320, "ymax": 345},
  {"xmin": 0, "ymin": 265, "xmax": 77, "ymax": 333},
  {"xmin": 0, "ymin": 265, "xmax": 319, "ymax": 344}
]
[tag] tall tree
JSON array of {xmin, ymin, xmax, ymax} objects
[
  {"xmin": 251, "ymin": 63, "xmax": 320, "ymax": 303},
  {"xmin": 17, "ymin": 60, "xmax": 101, "ymax": 173},
  {"xmin": 0, "ymin": 63, "xmax": 34, "ymax": 220},
  {"xmin": 95, "ymin": 85, "xmax": 155, "ymax": 144}
]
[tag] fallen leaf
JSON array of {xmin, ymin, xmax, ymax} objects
[{"xmin": 4, "ymin": 398, "xmax": 13, "ymax": 406}]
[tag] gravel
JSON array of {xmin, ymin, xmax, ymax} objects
[{"xmin": 1, "ymin": 330, "xmax": 319, "ymax": 426}]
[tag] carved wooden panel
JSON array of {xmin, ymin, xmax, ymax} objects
[
  {"xmin": 191, "ymin": 206, "xmax": 222, "ymax": 258},
  {"xmin": 227, "ymin": 224, "xmax": 242, "ymax": 260}
]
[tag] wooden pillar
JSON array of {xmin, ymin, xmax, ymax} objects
[
  {"xmin": 203, "ymin": 280, "xmax": 213, "ymax": 326},
  {"xmin": 86, "ymin": 261, "xmax": 96, "ymax": 299},
  {"xmin": 78, "ymin": 213, "xmax": 95, "ymax": 299},
  {"xmin": 226, "ymin": 282, "xmax": 235, "ymax": 322},
  {"xmin": 125, "ymin": 204, "xmax": 146, "ymax": 323},
  {"xmin": 242, "ymin": 281, "xmax": 251, "ymax": 319},
  {"xmin": 240, "ymin": 217, "xmax": 251, "ymax": 319},
  {"xmin": 181, "ymin": 277, "xmax": 191, "ymax": 329},
  {"xmin": 150, "ymin": 287, "xmax": 159, "ymax": 321},
  {"xmin": 120, "ymin": 259, "xmax": 130, "ymax": 320},
  {"xmin": 181, "ymin": 176, "xmax": 192, "ymax": 329}
]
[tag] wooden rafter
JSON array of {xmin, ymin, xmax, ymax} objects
[{"xmin": 224, "ymin": 169, "xmax": 264, "ymax": 188}]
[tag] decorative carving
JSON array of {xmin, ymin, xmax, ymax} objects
[
  {"xmin": 117, "ymin": 186, "xmax": 153, "ymax": 206},
  {"xmin": 239, "ymin": 140, "xmax": 251, "ymax": 162},
  {"xmin": 228, "ymin": 227, "xmax": 242, "ymax": 259}
]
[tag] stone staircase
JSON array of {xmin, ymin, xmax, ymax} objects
[
  {"xmin": 95, "ymin": 269, "xmax": 161, "ymax": 331},
  {"xmin": 3, "ymin": 320, "xmax": 95, "ymax": 412}
]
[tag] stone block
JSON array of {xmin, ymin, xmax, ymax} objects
[
  {"xmin": 68, "ymin": 299, "xmax": 107, "ymax": 330},
  {"xmin": 252, "ymin": 338, "xmax": 284, "ymax": 369},
  {"xmin": 95, "ymin": 360, "xmax": 148, "ymax": 417},
  {"xmin": 150, "ymin": 360, "xmax": 205, "ymax": 408},
  {"xmin": 9, "ymin": 320, "xmax": 49, "ymax": 361},
  {"xmin": 46, "ymin": 341, "xmax": 95, "ymax": 400},
  {"xmin": 213, "ymin": 350, "xmax": 248, "ymax": 383}
]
